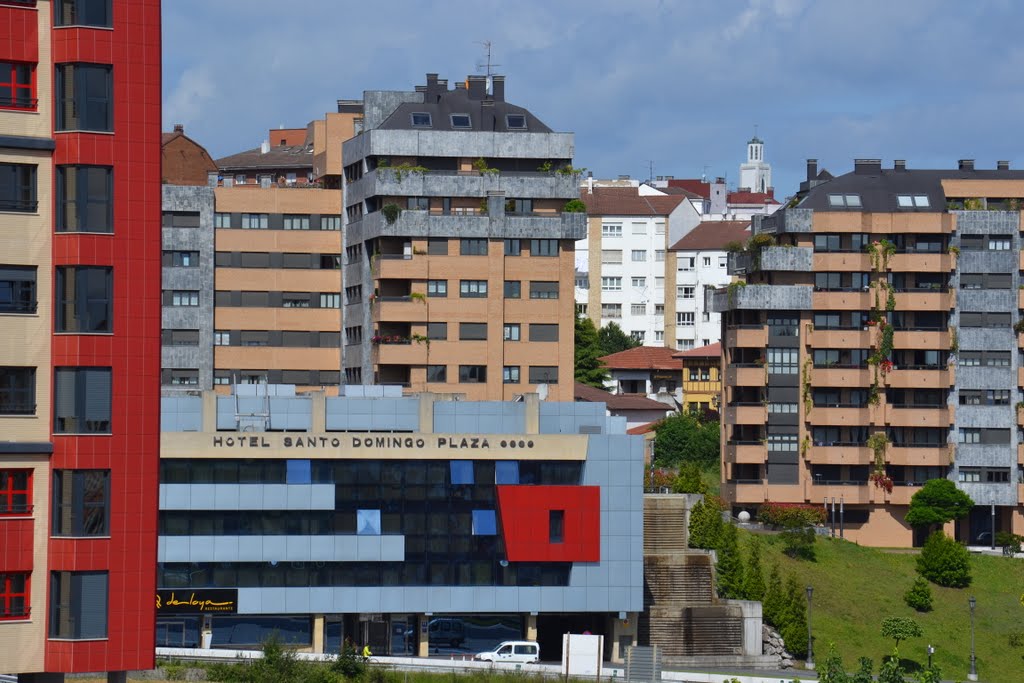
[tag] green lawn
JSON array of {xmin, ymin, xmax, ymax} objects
[{"xmin": 752, "ymin": 530, "xmax": 1024, "ymax": 682}]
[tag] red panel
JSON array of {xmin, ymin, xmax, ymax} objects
[
  {"xmin": 0, "ymin": 6, "xmax": 39, "ymax": 63},
  {"xmin": 46, "ymin": 0, "xmax": 162, "ymax": 674},
  {"xmin": 496, "ymin": 485, "xmax": 600, "ymax": 562},
  {"xmin": 0, "ymin": 519, "xmax": 35, "ymax": 571}
]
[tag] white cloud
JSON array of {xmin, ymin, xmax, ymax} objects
[{"xmin": 163, "ymin": 65, "xmax": 216, "ymax": 130}]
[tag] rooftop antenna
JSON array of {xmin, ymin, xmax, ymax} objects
[
  {"xmin": 475, "ymin": 40, "xmax": 501, "ymax": 94},
  {"xmin": 701, "ymin": 165, "xmax": 709, "ymax": 182},
  {"xmin": 646, "ymin": 160, "xmax": 654, "ymax": 183}
]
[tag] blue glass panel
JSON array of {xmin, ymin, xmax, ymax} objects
[
  {"xmin": 286, "ymin": 459, "xmax": 311, "ymax": 484},
  {"xmin": 495, "ymin": 461, "xmax": 519, "ymax": 484},
  {"xmin": 450, "ymin": 460, "xmax": 474, "ymax": 485},
  {"xmin": 472, "ymin": 509, "xmax": 497, "ymax": 535},
  {"xmin": 357, "ymin": 509, "xmax": 381, "ymax": 535}
]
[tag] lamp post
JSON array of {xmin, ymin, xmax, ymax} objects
[
  {"xmin": 968, "ymin": 596, "xmax": 977, "ymax": 681},
  {"xmin": 927, "ymin": 644, "xmax": 934, "ymax": 670},
  {"xmin": 990, "ymin": 496, "xmax": 996, "ymax": 551},
  {"xmin": 806, "ymin": 585, "xmax": 815, "ymax": 671}
]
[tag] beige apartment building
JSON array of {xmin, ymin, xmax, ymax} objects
[{"xmin": 716, "ymin": 158, "xmax": 1024, "ymax": 547}]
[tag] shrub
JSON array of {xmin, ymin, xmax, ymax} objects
[
  {"xmin": 780, "ymin": 525, "xmax": 817, "ymax": 561},
  {"xmin": 563, "ymin": 199, "xmax": 587, "ymax": 213},
  {"xmin": 333, "ymin": 640, "xmax": 367, "ymax": 680},
  {"xmin": 688, "ymin": 495, "xmax": 725, "ymax": 550},
  {"xmin": 381, "ymin": 203, "xmax": 401, "ymax": 225},
  {"xmin": 904, "ymin": 577, "xmax": 933, "ymax": 612},
  {"xmin": 778, "ymin": 575, "xmax": 808, "ymax": 658},
  {"xmin": 757, "ymin": 502, "xmax": 826, "ymax": 528},
  {"xmin": 672, "ymin": 462, "xmax": 708, "ymax": 494},
  {"xmin": 818, "ymin": 643, "xmax": 849, "ymax": 683},
  {"xmin": 742, "ymin": 535, "xmax": 766, "ymax": 601},
  {"xmin": 877, "ymin": 649, "xmax": 905, "ymax": 683},
  {"xmin": 762, "ymin": 563, "xmax": 785, "ymax": 627},
  {"xmin": 851, "ymin": 657, "xmax": 874, "ymax": 683},
  {"xmin": 996, "ymin": 531, "xmax": 1024, "ymax": 553},
  {"xmin": 715, "ymin": 523, "xmax": 745, "ymax": 599},
  {"xmin": 917, "ymin": 531, "xmax": 972, "ymax": 587}
]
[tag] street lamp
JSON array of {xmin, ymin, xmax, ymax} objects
[
  {"xmin": 926, "ymin": 644, "xmax": 934, "ymax": 670},
  {"xmin": 968, "ymin": 596, "xmax": 977, "ymax": 681},
  {"xmin": 806, "ymin": 585, "xmax": 815, "ymax": 671}
]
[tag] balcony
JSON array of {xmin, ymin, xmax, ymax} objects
[
  {"xmin": 883, "ymin": 484, "xmax": 919, "ymax": 505},
  {"xmin": 349, "ymin": 208, "xmax": 586, "ymax": 243},
  {"xmin": 725, "ymin": 441, "xmax": 766, "ymax": 464},
  {"xmin": 725, "ymin": 325, "xmax": 767, "ymax": 348},
  {"xmin": 711, "ymin": 284, "xmax": 812, "ymax": 313},
  {"xmin": 373, "ymin": 254, "xmax": 429, "ymax": 280},
  {"xmin": 805, "ymin": 444, "xmax": 871, "ymax": 465},
  {"xmin": 1018, "ymin": 443, "xmax": 1024, "ymax": 465},
  {"xmin": 810, "ymin": 367, "xmax": 871, "ymax": 387},
  {"xmin": 812, "ymin": 290, "xmax": 871, "ymax": 310},
  {"xmin": 353, "ymin": 168, "xmax": 582, "ymax": 201},
  {"xmin": 813, "ymin": 252, "xmax": 871, "ymax": 271},
  {"xmin": 723, "ymin": 480, "xmax": 767, "ymax": 505},
  {"xmin": 806, "ymin": 480, "xmax": 871, "ymax": 505},
  {"xmin": 888, "ymin": 445, "xmax": 950, "ymax": 467},
  {"xmin": 373, "ymin": 297, "xmax": 429, "ymax": 323},
  {"xmin": 888, "ymin": 253, "xmax": 953, "ymax": 272},
  {"xmin": 374, "ymin": 339, "xmax": 428, "ymax": 365},
  {"xmin": 885, "ymin": 405, "xmax": 953, "ymax": 428},
  {"xmin": 885, "ymin": 366, "xmax": 953, "ymax": 389},
  {"xmin": 724, "ymin": 403, "xmax": 767, "ymax": 425},
  {"xmin": 759, "ymin": 246, "xmax": 813, "ymax": 271},
  {"xmin": 808, "ymin": 328, "xmax": 871, "ymax": 348},
  {"xmin": 808, "ymin": 405, "xmax": 873, "ymax": 425},
  {"xmin": 893, "ymin": 291, "xmax": 954, "ymax": 310},
  {"xmin": 725, "ymin": 365, "xmax": 767, "ymax": 387},
  {"xmin": 893, "ymin": 329, "xmax": 950, "ymax": 349}
]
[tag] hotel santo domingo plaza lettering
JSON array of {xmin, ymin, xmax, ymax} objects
[{"xmin": 210, "ymin": 434, "xmax": 538, "ymax": 451}]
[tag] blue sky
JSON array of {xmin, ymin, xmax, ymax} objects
[{"xmin": 163, "ymin": 0, "xmax": 1024, "ymax": 197}]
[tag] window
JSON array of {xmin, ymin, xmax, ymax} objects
[
  {"xmin": 0, "ymin": 61, "xmax": 33, "ymax": 109},
  {"xmin": 283, "ymin": 214, "xmax": 310, "ymax": 230},
  {"xmin": 718, "ymin": 256, "xmax": 727, "ymax": 267},
  {"xmin": 601, "ymin": 303, "xmax": 621, "ymax": 318},
  {"xmin": 241, "ymin": 213, "xmax": 268, "ymax": 229},
  {"xmin": 0, "ymin": 573, "xmax": 29, "ymax": 620},
  {"xmin": 655, "ymin": 330, "xmax": 664, "ymax": 342},
  {"xmin": 530, "ymin": 239, "xmax": 558, "ymax": 257},
  {"xmin": 655, "ymin": 250, "xmax": 666, "ymax": 262},
  {"xmin": 0, "ymin": 266, "xmax": 36, "ymax": 313},
  {"xmin": 601, "ymin": 277, "xmax": 622, "ymax": 291},
  {"xmin": 680, "ymin": 286, "xmax": 695, "ymax": 299},
  {"xmin": 677, "ymin": 339, "xmax": 694, "ymax": 350},
  {"xmin": 503, "ymin": 366, "xmax": 520, "ymax": 384},
  {"xmin": 427, "ymin": 238, "xmax": 448, "ymax": 255},
  {"xmin": 166, "ymin": 290, "xmax": 198, "ymax": 307},
  {"xmin": 55, "ymin": 0, "xmax": 112, "ymax": 26},
  {"xmin": 529, "ymin": 366, "xmax": 558, "ymax": 383},
  {"xmin": 213, "ymin": 331, "xmax": 230, "ymax": 346},
  {"xmin": 504, "ymin": 281, "xmax": 521, "ymax": 299},
  {"xmin": 320, "ymin": 215, "xmax": 340, "ymax": 231},
  {"xmin": 655, "ymin": 277, "xmax": 664, "ymax": 289},
  {"xmin": 505, "ymin": 114, "xmax": 527, "ymax": 129},
  {"xmin": 631, "ymin": 331, "xmax": 645, "ymax": 342},
  {"xmin": 450, "ymin": 113, "xmax": 471, "ymax": 129},
  {"xmin": 460, "ymin": 280, "xmax": 488, "ymax": 298},
  {"xmin": 677, "ymin": 312, "xmax": 694, "ymax": 326},
  {"xmin": 56, "ymin": 64, "xmax": 112, "ymax": 132},
  {"xmin": 460, "ymin": 239, "xmax": 488, "ymax": 255},
  {"xmin": 214, "ymin": 213, "xmax": 231, "ymax": 228},
  {"xmin": 471, "ymin": 509, "xmax": 496, "ymax": 535},
  {"xmin": 576, "ymin": 303, "xmax": 588, "ymax": 315},
  {"xmin": 549, "ymin": 510, "xmax": 564, "ymax": 543},
  {"xmin": 655, "ymin": 220, "xmax": 666, "ymax": 235},
  {"xmin": 601, "ymin": 250, "xmax": 622, "ymax": 265},
  {"xmin": 163, "ymin": 330, "xmax": 199, "ymax": 346},
  {"xmin": 529, "ymin": 324, "xmax": 558, "ymax": 342},
  {"xmin": 161, "ymin": 211, "xmax": 199, "ymax": 228},
  {"xmin": 826, "ymin": 194, "xmax": 862, "ymax": 208},
  {"xmin": 165, "ymin": 369, "xmax": 198, "ymax": 386},
  {"xmin": 495, "ymin": 461, "xmax": 519, "ymax": 484},
  {"xmin": 319, "ymin": 254, "xmax": 341, "ymax": 270},
  {"xmin": 655, "ymin": 304, "xmax": 665, "ymax": 315},
  {"xmin": 631, "ymin": 250, "xmax": 647, "ymax": 262},
  {"xmin": 0, "ymin": 163, "xmax": 36, "ymax": 213},
  {"xmin": 767, "ymin": 348, "xmax": 799, "ymax": 374},
  {"xmin": 54, "ymin": 367, "xmax": 111, "ymax": 434},
  {"xmin": 459, "ymin": 365, "xmax": 487, "ymax": 383},
  {"xmin": 460, "ymin": 323, "xmax": 487, "ymax": 341},
  {"xmin": 575, "ymin": 274, "xmax": 588, "ymax": 289},
  {"xmin": 450, "ymin": 461, "xmax": 474, "ymax": 485},
  {"xmin": 989, "ymin": 235, "xmax": 1012, "ymax": 251},
  {"xmin": 896, "ymin": 195, "xmax": 930, "ymax": 208},
  {"xmin": 529, "ymin": 281, "xmax": 559, "ymax": 299},
  {"xmin": 162, "ymin": 251, "xmax": 198, "ymax": 268},
  {"xmin": 427, "ymin": 280, "xmax": 447, "ymax": 297},
  {"xmin": 319, "ymin": 293, "xmax": 340, "ymax": 308},
  {"xmin": 506, "ymin": 198, "xmax": 532, "ymax": 214},
  {"xmin": 631, "ymin": 303, "xmax": 646, "ymax": 315},
  {"xmin": 680, "ymin": 257, "xmax": 695, "ymax": 271},
  {"xmin": 0, "ymin": 470, "xmax": 30, "ymax": 515},
  {"xmin": 410, "ymin": 112, "xmax": 432, "ymax": 127},
  {"xmin": 631, "ymin": 278, "xmax": 646, "ymax": 289},
  {"xmin": 959, "ymin": 429, "xmax": 980, "ymax": 444},
  {"xmin": 57, "ymin": 166, "xmax": 112, "ymax": 232},
  {"xmin": 406, "ymin": 196, "xmax": 429, "ymax": 210},
  {"xmin": 426, "ymin": 365, "xmax": 447, "ymax": 382},
  {"xmin": 504, "ymin": 239, "xmax": 521, "ymax": 255},
  {"xmin": 602, "ymin": 223, "xmax": 622, "ymax": 238},
  {"xmin": 427, "ymin": 322, "xmax": 447, "ymax": 340},
  {"xmin": 55, "ymin": 267, "xmax": 112, "ymax": 332},
  {"xmin": 503, "ymin": 323, "xmax": 520, "ymax": 341},
  {"xmin": 52, "ymin": 470, "xmax": 109, "ymax": 536}
]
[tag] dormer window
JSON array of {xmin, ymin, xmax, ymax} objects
[
  {"xmin": 450, "ymin": 114, "xmax": 471, "ymax": 129},
  {"xmin": 410, "ymin": 112, "xmax": 432, "ymax": 128},
  {"xmin": 505, "ymin": 115, "xmax": 527, "ymax": 130},
  {"xmin": 897, "ymin": 195, "xmax": 930, "ymax": 208},
  {"xmin": 827, "ymin": 194, "xmax": 862, "ymax": 208}
]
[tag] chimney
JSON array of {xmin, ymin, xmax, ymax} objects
[
  {"xmin": 854, "ymin": 159, "xmax": 882, "ymax": 175},
  {"xmin": 958, "ymin": 159, "xmax": 974, "ymax": 171},
  {"xmin": 767, "ymin": 186, "xmax": 775, "ymax": 199},
  {"xmin": 998, "ymin": 160, "xmax": 1010, "ymax": 171},
  {"xmin": 894, "ymin": 160, "xmax": 906, "ymax": 171},
  {"xmin": 260, "ymin": 140, "xmax": 270, "ymax": 154},
  {"xmin": 806, "ymin": 159, "xmax": 818, "ymax": 181},
  {"xmin": 467, "ymin": 75, "xmax": 487, "ymax": 100},
  {"xmin": 491, "ymin": 76, "xmax": 505, "ymax": 101},
  {"xmin": 173, "ymin": 123, "xmax": 184, "ymax": 133},
  {"xmin": 587, "ymin": 172, "xmax": 594, "ymax": 195},
  {"xmin": 710, "ymin": 177, "xmax": 727, "ymax": 215},
  {"xmin": 480, "ymin": 99, "xmax": 496, "ymax": 131}
]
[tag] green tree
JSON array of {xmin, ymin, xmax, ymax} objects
[
  {"xmin": 574, "ymin": 315, "xmax": 608, "ymax": 388},
  {"xmin": 742, "ymin": 535, "xmax": 766, "ymax": 601},
  {"xmin": 881, "ymin": 615, "xmax": 923, "ymax": 649},
  {"xmin": 672, "ymin": 462, "xmax": 708, "ymax": 494},
  {"xmin": 715, "ymin": 523, "xmax": 744, "ymax": 599},
  {"xmin": 851, "ymin": 657, "xmax": 874, "ymax": 683},
  {"xmin": 904, "ymin": 577, "xmax": 933, "ymax": 612},
  {"xmin": 687, "ymin": 496, "xmax": 724, "ymax": 550},
  {"xmin": 762, "ymin": 563, "xmax": 785, "ymax": 627},
  {"xmin": 653, "ymin": 412, "xmax": 720, "ymax": 469},
  {"xmin": 818, "ymin": 643, "xmax": 850, "ymax": 683},
  {"xmin": 779, "ymin": 574, "xmax": 808, "ymax": 658},
  {"xmin": 597, "ymin": 321, "xmax": 640, "ymax": 355},
  {"xmin": 877, "ymin": 648, "xmax": 905, "ymax": 683},
  {"xmin": 917, "ymin": 530, "xmax": 972, "ymax": 587},
  {"xmin": 904, "ymin": 478, "xmax": 973, "ymax": 530},
  {"xmin": 780, "ymin": 525, "xmax": 817, "ymax": 561}
]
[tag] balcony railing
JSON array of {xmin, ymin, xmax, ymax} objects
[
  {"xmin": 813, "ymin": 441, "xmax": 866, "ymax": 447},
  {"xmin": 811, "ymin": 479, "xmax": 866, "ymax": 486},
  {"xmin": 0, "ymin": 95, "xmax": 37, "ymax": 109},
  {"xmin": 0, "ymin": 504, "xmax": 33, "ymax": 515},
  {"xmin": 0, "ymin": 199, "xmax": 38, "ymax": 212},
  {"xmin": 0, "ymin": 402, "xmax": 36, "ymax": 415},
  {"xmin": 729, "ymin": 479, "xmax": 764, "ymax": 485}
]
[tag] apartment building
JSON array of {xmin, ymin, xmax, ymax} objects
[
  {"xmin": 341, "ymin": 73, "xmax": 584, "ymax": 400},
  {"xmin": 669, "ymin": 220, "xmax": 750, "ymax": 350},
  {"xmin": 576, "ymin": 184, "xmax": 698, "ymax": 347},
  {"xmin": 674, "ymin": 342, "xmax": 722, "ymax": 415},
  {"xmin": 597, "ymin": 345, "xmax": 683, "ymax": 406},
  {"xmin": 715, "ymin": 157, "xmax": 1024, "ymax": 547},
  {"xmin": 0, "ymin": 0, "xmax": 162, "ymax": 678}
]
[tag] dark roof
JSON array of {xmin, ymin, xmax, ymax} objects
[
  {"xmin": 379, "ymin": 88, "xmax": 551, "ymax": 133},
  {"xmin": 673, "ymin": 342, "xmax": 721, "ymax": 359},
  {"xmin": 574, "ymin": 382, "xmax": 674, "ymax": 411},
  {"xmin": 659, "ymin": 186, "xmax": 703, "ymax": 199},
  {"xmin": 800, "ymin": 162, "xmax": 1024, "ymax": 212},
  {"xmin": 579, "ymin": 187, "xmax": 684, "ymax": 216},
  {"xmin": 669, "ymin": 221, "xmax": 750, "ymax": 251},
  {"xmin": 599, "ymin": 346, "xmax": 681, "ymax": 371},
  {"xmin": 667, "ymin": 179, "xmax": 711, "ymax": 198},
  {"xmin": 216, "ymin": 144, "xmax": 314, "ymax": 172}
]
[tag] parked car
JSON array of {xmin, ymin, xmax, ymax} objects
[
  {"xmin": 428, "ymin": 618, "xmax": 464, "ymax": 647},
  {"xmin": 475, "ymin": 641, "xmax": 540, "ymax": 663}
]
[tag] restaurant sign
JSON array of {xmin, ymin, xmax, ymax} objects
[{"xmin": 157, "ymin": 589, "xmax": 238, "ymax": 613}]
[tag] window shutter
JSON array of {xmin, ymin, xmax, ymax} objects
[
  {"xmin": 83, "ymin": 369, "xmax": 111, "ymax": 423},
  {"xmin": 54, "ymin": 370, "xmax": 77, "ymax": 421},
  {"xmin": 75, "ymin": 572, "xmax": 108, "ymax": 639}
]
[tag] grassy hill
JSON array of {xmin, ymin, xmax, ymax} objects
[{"xmin": 750, "ymin": 529, "xmax": 1024, "ymax": 683}]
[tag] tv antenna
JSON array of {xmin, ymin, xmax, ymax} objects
[{"xmin": 475, "ymin": 41, "xmax": 501, "ymax": 95}]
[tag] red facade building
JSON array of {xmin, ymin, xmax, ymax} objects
[{"xmin": 0, "ymin": 1, "xmax": 161, "ymax": 679}]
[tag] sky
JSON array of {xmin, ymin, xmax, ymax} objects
[{"xmin": 163, "ymin": 0, "xmax": 1024, "ymax": 198}]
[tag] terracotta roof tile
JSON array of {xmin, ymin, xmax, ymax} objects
[
  {"xmin": 574, "ymin": 383, "xmax": 674, "ymax": 411},
  {"xmin": 627, "ymin": 421, "xmax": 658, "ymax": 435},
  {"xmin": 673, "ymin": 342, "xmax": 721, "ymax": 359},
  {"xmin": 216, "ymin": 144, "xmax": 314, "ymax": 171},
  {"xmin": 667, "ymin": 179, "xmax": 710, "ymax": 198},
  {"xmin": 728, "ymin": 190, "xmax": 780, "ymax": 205},
  {"xmin": 669, "ymin": 221, "xmax": 750, "ymax": 251},
  {"xmin": 598, "ymin": 346, "xmax": 681, "ymax": 371},
  {"xmin": 578, "ymin": 187, "xmax": 684, "ymax": 216}
]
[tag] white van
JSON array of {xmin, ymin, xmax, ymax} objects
[{"xmin": 475, "ymin": 640, "xmax": 540, "ymax": 663}]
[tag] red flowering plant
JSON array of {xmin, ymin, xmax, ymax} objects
[
  {"xmin": 648, "ymin": 467, "xmax": 677, "ymax": 490},
  {"xmin": 869, "ymin": 471, "xmax": 894, "ymax": 493},
  {"xmin": 879, "ymin": 359, "xmax": 894, "ymax": 376}
]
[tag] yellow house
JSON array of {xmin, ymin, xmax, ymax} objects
[{"xmin": 673, "ymin": 342, "xmax": 722, "ymax": 415}]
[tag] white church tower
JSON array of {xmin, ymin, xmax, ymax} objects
[{"xmin": 739, "ymin": 134, "xmax": 771, "ymax": 193}]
